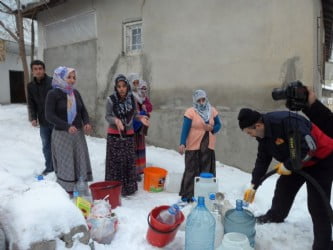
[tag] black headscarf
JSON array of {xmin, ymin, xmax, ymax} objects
[{"xmin": 110, "ymin": 74, "xmax": 135, "ymax": 126}]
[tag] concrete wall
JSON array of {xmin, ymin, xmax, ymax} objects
[{"xmin": 38, "ymin": 0, "xmax": 324, "ymax": 172}]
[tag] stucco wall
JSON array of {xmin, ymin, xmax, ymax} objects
[{"xmin": 38, "ymin": 0, "xmax": 324, "ymax": 173}]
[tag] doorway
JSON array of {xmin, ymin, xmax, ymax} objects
[{"xmin": 9, "ymin": 70, "xmax": 26, "ymax": 103}]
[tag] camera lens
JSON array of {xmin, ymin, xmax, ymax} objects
[{"xmin": 272, "ymin": 88, "xmax": 287, "ymax": 100}]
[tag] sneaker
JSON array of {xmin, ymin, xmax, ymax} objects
[{"xmin": 256, "ymin": 213, "xmax": 284, "ymax": 224}]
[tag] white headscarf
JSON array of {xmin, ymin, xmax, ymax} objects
[
  {"xmin": 127, "ymin": 73, "xmax": 140, "ymax": 92},
  {"xmin": 192, "ymin": 89, "xmax": 211, "ymax": 123}
]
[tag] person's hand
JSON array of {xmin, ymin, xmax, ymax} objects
[
  {"xmin": 31, "ymin": 120, "xmax": 38, "ymax": 127},
  {"xmin": 142, "ymin": 104, "xmax": 147, "ymax": 112},
  {"xmin": 115, "ymin": 118, "xmax": 124, "ymax": 131},
  {"xmin": 306, "ymin": 87, "xmax": 317, "ymax": 106},
  {"xmin": 140, "ymin": 116, "xmax": 150, "ymax": 127},
  {"xmin": 178, "ymin": 144, "xmax": 186, "ymax": 155},
  {"xmin": 274, "ymin": 163, "xmax": 292, "ymax": 175},
  {"xmin": 84, "ymin": 124, "xmax": 92, "ymax": 134},
  {"xmin": 204, "ymin": 123, "xmax": 213, "ymax": 132},
  {"xmin": 68, "ymin": 125, "xmax": 77, "ymax": 134},
  {"xmin": 243, "ymin": 184, "xmax": 256, "ymax": 203}
]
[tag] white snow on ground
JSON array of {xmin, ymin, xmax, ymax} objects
[{"xmin": 0, "ymin": 104, "xmax": 330, "ymax": 249}]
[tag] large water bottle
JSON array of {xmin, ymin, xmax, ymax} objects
[
  {"xmin": 156, "ymin": 204, "xmax": 180, "ymax": 225},
  {"xmin": 223, "ymin": 199, "xmax": 256, "ymax": 247},
  {"xmin": 185, "ymin": 196, "xmax": 215, "ymax": 250},
  {"xmin": 194, "ymin": 172, "xmax": 218, "ymax": 211}
]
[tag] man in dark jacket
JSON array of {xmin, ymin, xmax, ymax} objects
[
  {"xmin": 303, "ymin": 87, "xmax": 333, "ymax": 138},
  {"xmin": 238, "ymin": 108, "xmax": 333, "ymax": 250},
  {"xmin": 27, "ymin": 60, "xmax": 53, "ymax": 175}
]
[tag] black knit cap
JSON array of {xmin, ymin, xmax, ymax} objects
[{"xmin": 238, "ymin": 108, "xmax": 262, "ymax": 130}]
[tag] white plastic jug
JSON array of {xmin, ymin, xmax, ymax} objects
[{"xmin": 194, "ymin": 172, "xmax": 218, "ymax": 211}]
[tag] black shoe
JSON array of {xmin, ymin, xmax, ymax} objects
[
  {"xmin": 256, "ymin": 213, "xmax": 284, "ymax": 224},
  {"xmin": 41, "ymin": 169, "xmax": 53, "ymax": 176},
  {"xmin": 136, "ymin": 174, "xmax": 142, "ymax": 182}
]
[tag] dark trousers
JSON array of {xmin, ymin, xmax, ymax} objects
[
  {"xmin": 179, "ymin": 132, "xmax": 216, "ymax": 199},
  {"xmin": 39, "ymin": 125, "xmax": 53, "ymax": 172},
  {"xmin": 267, "ymin": 153, "xmax": 333, "ymax": 250}
]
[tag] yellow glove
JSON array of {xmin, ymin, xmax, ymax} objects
[
  {"xmin": 274, "ymin": 163, "xmax": 292, "ymax": 175},
  {"xmin": 243, "ymin": 184, "xmax": 256, "ymax": 203}
]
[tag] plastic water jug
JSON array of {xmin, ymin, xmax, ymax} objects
[
  {"xmin": 194, "ymin": 172, "xmax": 218, "ymax": 210},
  {"xmin": 223, "ymin": 200, "xmax": 256, "ymax": 248},
  {"xmin": 185, "ymin": 196, "xmax": 215, "ymax": 250}
]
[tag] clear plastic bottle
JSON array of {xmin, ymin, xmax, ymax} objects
[
  {"xmin": 75, "ymin": 176, "xmax": 89, "ymax": 197},
  {"xmin": 212, "ymin": 210, "xmax": 223, "ymax": 249},
  {"xmin": 156, "ymin": 204, "xmax": 180, "ymax": 225},
  {"xmin": 223, "ymin": 199, "xmax": 256, "ymax": 247},
  {"xmin": 185, "ymin": 196, "xmax": 215, "ymax": 250}
]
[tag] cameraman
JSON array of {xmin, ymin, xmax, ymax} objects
[
  {"xmin": 238, "ymin": 108, "xmax": 333, "ymax": 250},
  {"xmin": 302, "ymin": 87, "xmax": 333, "ymax": 138}
]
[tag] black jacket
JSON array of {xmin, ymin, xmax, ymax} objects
[
  {"xmin": 45, "ymin": 88, "xmax": 89, "ymax": 131},
  {"xmin": 27, "ymin": 75, "xmax": 53, "ymax": 126},
  {"xmin": 303, "ymin": 100, "xmax": 333, "ymax": 138},
  {"xmin": 252, "ymin": 111, "xmax": 312, "ymax": 186}
]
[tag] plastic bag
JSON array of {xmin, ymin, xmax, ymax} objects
[{"xmin": 87, "ymin": 199, "xmax": 118, "ymax": 244}]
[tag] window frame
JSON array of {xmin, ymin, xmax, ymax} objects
[{"xmin": 122, "ymin": 18, "xmax": 143, "ymax": 55}]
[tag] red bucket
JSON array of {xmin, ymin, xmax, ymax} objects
[
  {"xmin": 146, "ymin": 205, "xmax": 184, "ymax": 247},
  {"xmin": 89, "ymin": 181, "xmax": 122, "ymax": 209}
]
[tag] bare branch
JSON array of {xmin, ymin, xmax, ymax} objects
[
  {"xmin": 0, "ymin": 1, "xmax": 14, "ymax": 13},
  {"xmin": 0, "ymin": 20, "xmax": 18, "ymax": 41}
]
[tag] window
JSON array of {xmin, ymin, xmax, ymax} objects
[{"xmin": 123, "ymin": 19, "xmax": 143, "ymax": 55}]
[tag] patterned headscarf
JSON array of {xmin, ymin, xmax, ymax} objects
[
  {"xmin": 133, "ymin": 79, "xmax": 148, "ymax": 104},
  {"xmin": 192, "ymin": 89, "xmax": 211, "ymax": 123},
  {"xmin": 110, "ymin": 74, "xmax": 135, "ymax": 126},
  {"xmin": 52, "ymin": 66, "xmax": 77, "ymax": 124}
]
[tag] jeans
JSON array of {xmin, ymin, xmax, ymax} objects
[{"xmin": 39, "ymin": 125, "xmax": 53, "ymax": 172}]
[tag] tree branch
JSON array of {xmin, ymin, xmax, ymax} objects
[
  {"xmin": 0, "ymin": 1, "xmax": 13, "ymax": 13},
  {"xmin": 0, "ymin": 20, "xmax": 18, "ymax": 41}
]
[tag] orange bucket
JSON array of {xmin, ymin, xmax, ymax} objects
[
  {"xmin": 143, "ymin": 167, "xmax": 168, "ymax": 192},
  {"xmin": 89, "ymin": 181, "xmax": 122, "ymax": 209},
  {"xmin": 146, "ymin": 205, "xmax": 184, "ymax": 247}
]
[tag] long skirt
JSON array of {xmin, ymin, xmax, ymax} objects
[
  {"xmin": 52, "ymin": 129, "xmax": 93, "ymax": 192},
  {"xmin": 105, "ymin": 134, "xmax": 138, "ymax": 196},
  {"xmin": 134, "ymin": 132, "xmax": 146, "ymax": 175},
  {"xmin": 179, "ymin": 132, "xmax": 216, "ymax": 200}
]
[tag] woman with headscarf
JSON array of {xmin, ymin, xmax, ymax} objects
[
  {"xmin": 105, "ymin": 74, "xmax": 149, "ymax": 196},
  {"xmin": 178, "ymin": 89, "xmax": 222, "ymax": 202},
  {"xmin": 132, "ymin": 79, "xmax": 153, "ymax": 181},
  {"xmin": 45, "ymin": 66, "xmax": 93, "ymax": 194}
]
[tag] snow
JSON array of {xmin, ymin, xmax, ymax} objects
[{"xmin": 0, "ymin": 104, "xmax": 329, "ymax": 250}]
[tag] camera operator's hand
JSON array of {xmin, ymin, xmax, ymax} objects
[
  {"xmin": 243, "ymin": 184, "xmax": 256, "ymax": 203},
  {"xmin": 274, "ymin": 163, "xmax": 292, "ymax": 175},
  {"xmin": 306, "ymin": 87, "xmax": 317, "ymax": 106}
]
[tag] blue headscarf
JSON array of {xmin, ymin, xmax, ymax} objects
[
  {"xmin": 192, "ymin": 89, "xmax": 211, "ymax": 123},
  {"xmin": 52, "ymin": 66, "xmax": 77, "ymax": 124}
]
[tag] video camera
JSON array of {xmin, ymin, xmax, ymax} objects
[{"xmin": 272, "ymin": 81, "xmax": 308, "ymax": 111}]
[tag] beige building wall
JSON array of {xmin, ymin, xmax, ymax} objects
[{"xmin": 38, "ymin": 0, "xmax": 325, "ymax": 172}]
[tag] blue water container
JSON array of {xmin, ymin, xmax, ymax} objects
[
  {"xmin": 185, "ymin": 196, "xmax": 215, "ymax": 250},
  {"xmin": 223, "ymin": 199, "xmax": 256, "ymax": 247}
]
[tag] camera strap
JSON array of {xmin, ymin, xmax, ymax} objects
[{"xmin": 288, "ymin": 128, "xmax": 302, "ymax": 170}]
